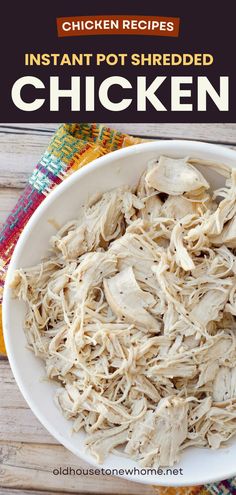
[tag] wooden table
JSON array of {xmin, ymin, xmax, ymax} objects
[{"xmin": 1, "ymin": 123, "xmax": 236, "ymax": 495}]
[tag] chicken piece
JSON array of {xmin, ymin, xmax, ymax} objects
[
  {"xmin": 85, "ymin": 425, "xmax": 128, "ymax": 463},
  {"xmin": 103, "ymin": 266, "xmax": 159, "ymax": 329},
  {"xmin": 196, "ymin": 361, "xmax": 219, "ymax": 387},
  {"xmin": 208, "ymin": 245, "xmax": 236, "ymax": 277},
  {"xmin": 136, "ymin": 163, "xmax": 157, "ymax": 199},
  {"xmin": 189, "ymin": 397, "xmax": 212, "ymax": 425},
  {"xmin": 188, "ymin": 169, "xmax": 236, "ymax": 239},
  {"xmin": 145, "ymin": 156, "xmax": 209, "ymax": 196},
  {"xmin": 126, "ymin": 397, "xmax": 189, "ymax": 467},
  {"xmin": 189, "ymin": 289, "xmax": 229, "ymax": 327},
  {"xmin": 121, "ymin": 191, "xmax": 144, "ymax": 224},
  {"xmin": 138, "ymin": 195, "xmax": 162, "ymax": 222},
  {"xmin": 50, "ymin": 188, "xmax": 127, "ymax": 259},
  {"xmin": 51, "ymin": 220, "xmax": 88, "ymax": 260},
  {"xmin": 10, "ymin": 260, "xmax": 59, "ymax": 300},
  {"xmin": 206, "ymin": 404, "xmax": 236, "ymax": 448},
  {"xmin": 212, "ymin": 366, "xmax": 236, "ymax": 402},
  {"xmin": 194, "ymin": 335, "xmax": 233, "ymax": 365},
  {"xmin": 162, "ymin": 195, "xmax": 197, "ymax": 219},
  {"xmin": 75, "ymin": 251, "xmax": 117, "ymax": 302},
  {"xmin": 147, "ymin": 359, "xmax": 197, "ymax": 378},
  {"xmin": 189, "ymin": 158, "xmax": 231, "ymax": 179},
  {"xmin": 211, "ymin": 216, "xmax": 236, "ymax": 248},
  {"xmin": 169, "ymin": 220, "xmax": 195, "ymax": 271},
  {"xmin": 109, "ymin": 231, "xmax": 160, "ymax": 293},
  {"xmin": 134, "ymin": 375, "xmax": 161, "ymax": 401}
]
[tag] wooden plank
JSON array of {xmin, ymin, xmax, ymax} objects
[
  {"xmin": 0, "ymin": 441, "xmax": 154, "ymax": 494},
  {"xmin": 0, "ymin": 123, "xmax": 236, "ymax": 143},
  {"xmin": 0, "ymin": 491, "xmax": 99, "ymax": 495},
  {"xmin": 0, "ymin": 133, "xmax": 53, "ymax": 188},
  {"xmin": 0, "ymin": 407, "xmax": 58, "ymax": 445},
  {"xmin": 0, "ymin": 361, "xmax": 29, "ymax": 408},
  {"xmin": 0, "ymin": 491, "xmax": 73, "ymax": 495},
  {"xmin": 106, "ymin": 123, "xmax": 236, "ymax": 144},
  {"xmin": 0, "ymin": 188, "xmax": 22, "ymax": 224},
  {"xmin": 0, "ymin": 126, "xmax": 236, "ymax": 189},
  {"xmin": 0, "ymin": 124, "xmax": 59, "ymax": 135},
  {"xmin": 0, "ymin": 491, "xmax": 130, "ymax": 495},
  {"xmin": 0, "ymin": 362, "xmax": 58, "ymax": 444}
]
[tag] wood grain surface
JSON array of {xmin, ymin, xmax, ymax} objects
[{"xmin": 0, "ymin": 123, "xmax": 235, "ymax": 494}]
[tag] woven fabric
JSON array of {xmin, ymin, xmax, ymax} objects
[
  {"xmin": 153, "ymin": 480, "xmax": 236, "ymax": 494},
  {"xmin": 153, "ymin": 487, "xmax": 202, "ymax": 495},
  {"xmin": 0, "ymin": 122, "xmax": 235, "ymax": 495}
]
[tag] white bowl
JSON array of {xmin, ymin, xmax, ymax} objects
[{"xmin": 3, "ymin": 140, "xmax": 236, "ymax": 487}]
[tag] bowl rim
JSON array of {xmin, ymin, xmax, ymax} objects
[{"xmin": 3, "ymin": 138, "xmax": 236, "ymax": 486}]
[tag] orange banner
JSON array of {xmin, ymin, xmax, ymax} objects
[{"xmin": 57, "ymin": 15, "xmax": 180, "ymax": 38}]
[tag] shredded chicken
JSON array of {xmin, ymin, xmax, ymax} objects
[{"xmin": 11, "ymin": 155, "xmax": 236, "ymax": 468}]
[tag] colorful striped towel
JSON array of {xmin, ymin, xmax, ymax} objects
[{"xmin": 0, "ymin": 123, "xmax": 235, "ymax": 495}]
